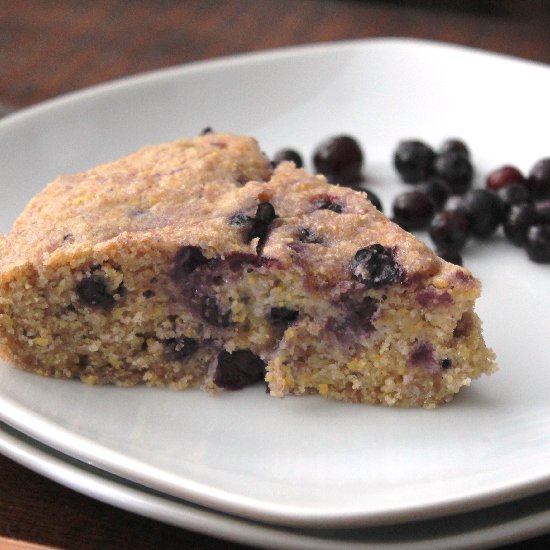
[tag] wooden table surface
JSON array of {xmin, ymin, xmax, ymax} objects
[{"xmin": 1, "ymin": 1, "xmax": 549, "ymax": 548}]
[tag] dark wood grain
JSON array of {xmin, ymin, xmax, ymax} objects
[
  {"xmin": 2, "ymin": 0, "xmax": 550, "ymax": 108},
  {"xmin": 0, "ymin": 1, "xmax": 549, "ymax": 548}
]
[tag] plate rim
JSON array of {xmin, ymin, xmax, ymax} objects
[{"xmin": 1, "ymin": 420, "xmax": 549, "ymax": 550}]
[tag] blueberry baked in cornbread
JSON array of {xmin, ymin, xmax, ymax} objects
[{"xmin": 0, "ymin": 133, "xmax": 496, "ymax": 407}]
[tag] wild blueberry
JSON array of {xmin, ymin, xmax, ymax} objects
[
  {"xmin": 350, "ymin": 244, "xmax": 403, "ymax": 288},
  {"xmin": 214, "ymin": 349, "xmax": 266, "ymax": 390},
  {"xmin": 486, "ymin": 165, "xmax": 525, "ymax": 191},
  {"xmin": 433, "ymin": 152, "xmax": 473, "ymax": 195},
  {"xmin": 534, "ymin": 200, "xmax": 550, "ymax": 223},
  {"xmin": 76, "ymin": 275, "xmax": 117, "ymax": 309},
  {"xmin": 365, "ymin": 189, "xmax": 383, "ymax": 212},
  {"xmin": 273, "ymin": 149, "xmax": 303, "ymax": 168},
  {"xmin": 392, "ymin": 190, "xmax": 435, "ymax": 230},
  {"xmin": 460, "ymin": 189, "xmax": 504, "ymax": 239},
  {"xmin": 436, "ymin": 248, "xmax": 463, "ymax": 266},
  {"xmin": 525, "ymin": 224, "xmax": 550, "ymax": 263},
  {"xmin": 313, "ymin": 135, "xmax": 364, "ymax": 184},
  {"xmin": 527, "ymin": 158, "xmax": 550, "ymax": 199},
  {"xmin": 416, "ymin": 177, "xmax": 451, "ymax": 210},
  {"xmin": 439, "ymin": 138, "xmax": 470, "ymax": 159},
  {"xmin": 247, "ymin": 202, "xmax": 277, "ymax": 253},
  {"xmin": 497, "ymin": 183, "xmax": 531, "ymax": 213},
  {"xmin": 393, "ymin": 140, "xmax": 435, "ymax": 184},
  {"xmin": 504, "ymin": 203, "xmax": 538, "ymax": 246},
  {"xmin": 429, "ymin": 210, "xmax": 471, "ymax": 253},
  {"xmin": 255, "ymin": 202, "xmax": 277, "ymax": 223}
]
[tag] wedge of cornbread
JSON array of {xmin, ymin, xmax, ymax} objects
[{"xmin": 0, "ymin": 133, "xmax": 496, "ymax": 407}]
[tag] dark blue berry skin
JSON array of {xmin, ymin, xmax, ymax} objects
[
  {"xmin": 527, "ymin": 158, "xmax": 550, "ymax": 200},
  {"xmin": 214, "ymin": 349, "xmax": 266, "ymax": 390},
  {"xmin": 393, "ymin": 140, "xmax": 435, "ymax": 184},
  {"xmin": 504, "ymin": 203, "xmax": 539, "ymax": 246},
  {"xmin": 439, "ymin": 138, "xmax": 470, "ymax": 159},
  {"xmin": 273, "ymin": 149, "xmax": 303, "ymax": 168},
  {"xmin": 443, "ymin": 195, "xmax": 469, "ymax": 214},
  {"xmin": 365, "ymin": 189, "xmax": 383, "ymax": 212},
  {"xmin": 497, "ymin": 183, "xmax": 531, "ymax": 213},
  {"xmin": 313, "ymin": 135, "xmax": 364, "ymax": 184},
  {"xmin": 76, "ymin": 275, "xmax": 117, "ymax": 309},
  {"xmin": 429, "ymin": 210, "xmax": 471, "ymax": 253},
  {"xmin": 534, "ymin": 200, "xmax": 550, "ymax": 223},
  {"xmin": 460, "ymin": 189, "xmax": 504, "ymax": 239},
  {"xmin": 525, "ymin": 224, "xmax": 550, "ymax": 263},
  {"xmin": 433, "ymin": 152, "xmax": 473, "ymax": 195},
  {"xmin": 269, "ymin": 307, "xmax": 299, "ymax": 326},
  {"xmin": 392, "ymin": 190, "xmax": 435, "ymax": 230},
  {"xmin": 350, "ymin": 244, "xmax": 403, "ymax": 288},
  {"xmin": 416, "ymin": 177, "xmax": 451, "ymax": 210}
]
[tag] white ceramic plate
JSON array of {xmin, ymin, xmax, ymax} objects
[
  {"xmin": 0, "ymin": 38, "xmax": 549, "ymax": 528},
  {"xmin": 1, "ymin": 421, "xmax": 549, "ymax": 550}
]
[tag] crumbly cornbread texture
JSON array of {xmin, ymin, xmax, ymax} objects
[{"xmin": 0, "ymin": 133, "xmax": 496, "ymax": 407}]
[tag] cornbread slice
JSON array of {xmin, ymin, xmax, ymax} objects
[{"xmin": 0, "ymin": 133, "xmax": 496, "ymax": 407}]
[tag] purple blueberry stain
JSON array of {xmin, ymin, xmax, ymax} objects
[
  {"xmin": 408, "ymin": 342, "xmax": 440, "ymax": 372},
  {"xmin": 171, "ymin": 246, "xmax": 209, "ymax": 281},
  {"xmin": 416, "ymin": 288, "xmax": 453, "ymax": 307},
  {"xmin": 201, "ymin": 296, "xmax": 232, "ymax": 327}
]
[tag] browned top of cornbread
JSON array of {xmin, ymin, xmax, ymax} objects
[{"xmin": 0, "ymin": 133, "xmax": 476, "ymax": 292}]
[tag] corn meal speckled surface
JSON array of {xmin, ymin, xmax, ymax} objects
[{"xmin": 0, "ymin": 133, "xmax": 496, "ymax": 407}]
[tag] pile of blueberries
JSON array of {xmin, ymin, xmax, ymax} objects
[{"xmin": 273, "ymin": 136, "xmax": 550, "ymax": 265}]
